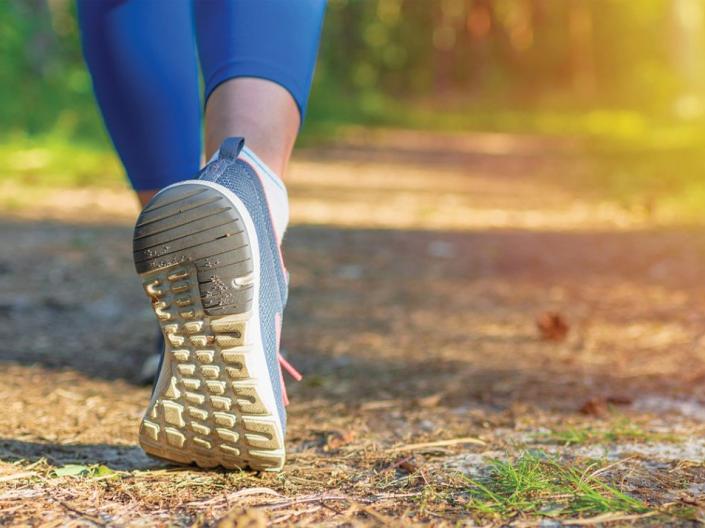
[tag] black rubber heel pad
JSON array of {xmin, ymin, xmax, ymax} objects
[{"xmin": 133, "ymin": 184, "xmax": 255, "ymax": 316}]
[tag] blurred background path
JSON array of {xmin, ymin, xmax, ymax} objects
[
  {"xmin": 3, "ymin": 134, "xmax": 705, "ymax": 524},
  {"xmin": 5, "ymin": 0, "xmax": 705, "ymax": 524}
]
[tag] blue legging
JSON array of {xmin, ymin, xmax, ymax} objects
[{"xmin": 77, "ymin": 0, "xmax": 326, "ymax": 191}]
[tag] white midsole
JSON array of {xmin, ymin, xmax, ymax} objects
[{"xmin": 151, "ymin": 178, "xmax": 284, "ymax": 447}]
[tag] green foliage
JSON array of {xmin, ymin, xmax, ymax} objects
[
  {"xmin": 539, "ymin": 419, "xmax": 682, "ymax": 446},
  {"xmin": 0, "ymin": 0, "xmax": 107, "ymax": 143},
  {"xmin": 52, "ymin": 464, "xmax": 116, "ymax": 478},
  {"xmin": 312, "ymin": 0, "xmax": 700, "ymax": 118},
  {"xmin": 464, "ymin": 451, "xmax": 650, "ymax": 518},
  {"xmin": 3, "ymin": 0, "xmax": 705, "ymax": 147},
  {"xmin": 0, "ymin": 135, "xmax": 122, "ymax": 187}
]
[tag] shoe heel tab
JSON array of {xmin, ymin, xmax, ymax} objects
[{"xmin": 219, "ymin": 137, "xmax": 245, "ymax": 160}]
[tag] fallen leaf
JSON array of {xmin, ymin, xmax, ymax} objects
[
  {"xmin": 51, "ymin": 464, "xmax": 116, "ymax": 479},
  {"xmin": 399, "ymin": 458, "xmax": 419, "ymax": 474},
  {"xmin": 579, "ymin": 397, "xmax": 608, "ymax": 417},
  {"xmin": 325, "ymin": 430, "xmax": 357, "ymax": 451},
  {"xmin": 52, "ymin": 464, "xmax": 89, "ymax": 477},
  {"xmin": 383, "ymin": 455, "xmax": 420, "ymax": 474},
  {"xmin": 680, "ymin": 494, "xmax": 705, "ymax": 507},
  {"xmin": 579, "ymin": 395, "xmax": 632, "ymax": 417},
  {"xmin": 537, "ymin": 312, "xmax": 569, "ymax": 341},
  {"xmin": 606, "ymin": 395, "xmax": 633, "ymax": 406},
  {"xmin": 415, "ymin": 392, "xmax": 443, "ymax": 408}
]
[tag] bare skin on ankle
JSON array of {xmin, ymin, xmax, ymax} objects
[
  {"xmin": 205, "ymin": 77, "xmax": 300, "ymax": 177},
  {"xmin": 135, "ymin": 78, "xmax": 298, "ymax": 207}
]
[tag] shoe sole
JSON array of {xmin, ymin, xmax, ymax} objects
[{"xmin": 133, "ymin": 181, "xmax": 285, "ymax": 472}]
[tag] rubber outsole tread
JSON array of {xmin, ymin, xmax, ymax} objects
[
  {"xmin": 135, "ymin": 195, "xmax": 224, "ymax": 230},
  {"xmin": 197, "ymin": 258, "xmax": 252, "ymax": 273},
  {"xmin": 134, "ymin": 183, "xmax": 285, "ymax": 472},
  {"xmin": 133, "ymin": 232, "xmax": 249, "ymax": 267},
  {"xmin": 134, "ymin": 220, "xmax": 241, "ymax": 253},
  {"xmin": 202, "ymin": 297, "xmax": 255, "ymax": 312},
  {"xmin": 192, "ymin": 248, "xmax": 250, "ymax": 269},
  {"xmin": 141, "ymin": 187, "xmax": 209, "ymax": 213},
  {"xmin": 134, "ymin": 207, "xmax": 233, "ymax": 241},
  {"xmin": 197, "ymin": 261, "xmax": 254, "ymax": 287}
]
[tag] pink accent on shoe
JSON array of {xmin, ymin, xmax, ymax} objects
[
  {"xmin": 275, "ymin": 312, "xmax": 302, "ymax": 407},
  {"xmin": 240, "ymin": 156, "xmax": 287, "ymax": 259},
  {"xmin": 278, "ymin": 353, "xmax": 303, "ymax": 381}
]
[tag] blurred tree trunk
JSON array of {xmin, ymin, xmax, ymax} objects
[
  {"xmin": 568, "ymin": 0, "xmax": 596, "ymax": 99},
  {"xmin": 432, "ymin": 1, "xmax": 455, "ymax": 96},
  {"xmin": 466, "ymin": 0, "xmax": 496, "ymax": 96},
  {"xmin": 670, "ymin": 0, "xmax": 705, "ymax": 93}
]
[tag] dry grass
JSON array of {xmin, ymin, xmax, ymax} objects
[{"xmin": 1, "ymin": 132, "xmax": 705, "ymax": 525}]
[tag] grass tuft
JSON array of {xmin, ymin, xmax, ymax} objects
[
  {"xmin": 464, "ymin": 451, "xmax": 650, "ymax": 519},
  {"xmin": 539, "ymin": 419, "xmax": 682, "ymax": 447}
]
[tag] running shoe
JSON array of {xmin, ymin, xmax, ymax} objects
[{"xmin": 132, "ymin": 137, "xmax": 299, "ymax": 471}]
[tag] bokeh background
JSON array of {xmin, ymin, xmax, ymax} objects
[
  {"xmin": 3, "ymin": 0, "xmax": 705, "ymax": 221},
  {"xmin": 5, "ymin": 2, "xmax": 705, "ymax": 524}
]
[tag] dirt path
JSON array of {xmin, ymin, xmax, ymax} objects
[{"xmin": 2, "ymin": 133, "xmax": 705, "ymax": 526}]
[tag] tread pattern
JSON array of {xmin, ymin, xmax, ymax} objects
[{"xmin": 134, "ymin": 184, "xmax": 285, "ymax": 471}]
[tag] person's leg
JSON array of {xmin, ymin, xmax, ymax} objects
[
  {"xmin": 132, "ymin": 1, "xmax": 326, "ymax": 471},
  {"xmin": 77, "ymin": 0, "xmax": 202, "ymax": 390},
  {"xmin": 194, "ymin": 0, "xmax": 327, "ymax": 175},
  {"xmin": 203, "ymin": 78, "xmax": 299, "ymax": 176},
  {"xmin": 77, "ymin": 0, "xmax": 201, "ymax": 206}
]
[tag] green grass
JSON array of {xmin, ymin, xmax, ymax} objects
[
  {"xmin": 4, "ymin": 105, "xmax": 705, "ymax": 226},
  {"xmin": 306, "ymin": 90, "xmax": 705, "ymax": 151},
  {"xmin": 0, "ymin": 135, "xmax": 124, "ymax": 189},
  {"xmin": 538, "ymin": 419, "xmax": 682, "ymax": 447},
  {"xmin": 464, "ymin": 451, "xmax": 650, "ymax": 519}
]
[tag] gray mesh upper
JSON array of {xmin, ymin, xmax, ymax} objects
[{"xmin": 199, "ymin": 149, "xmax": 289, "ymax": 431}]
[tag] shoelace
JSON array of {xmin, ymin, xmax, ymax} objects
[{"xmin": 277, "ymin": 353, "xmax": 303, "ymax": 406}]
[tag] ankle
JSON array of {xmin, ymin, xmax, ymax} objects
[
  {"xmin": 210, "ymin": 116, "xmax": 292, "ymax": 176},
  {"xmin": 204, "ymin": 78, "xmax": 299, "ymax": 177}
]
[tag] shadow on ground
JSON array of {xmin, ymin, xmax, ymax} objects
[
  {"xmin": 2, "ymin": 217, "xmax": 705, "ymax": 414},
  {"xmin": 0, "ymin": 438, "xmax": 165, "ymax": 471},
  {"xmin": 3, "ymin": 137, "xmax": 705, "ymax": 524}
]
